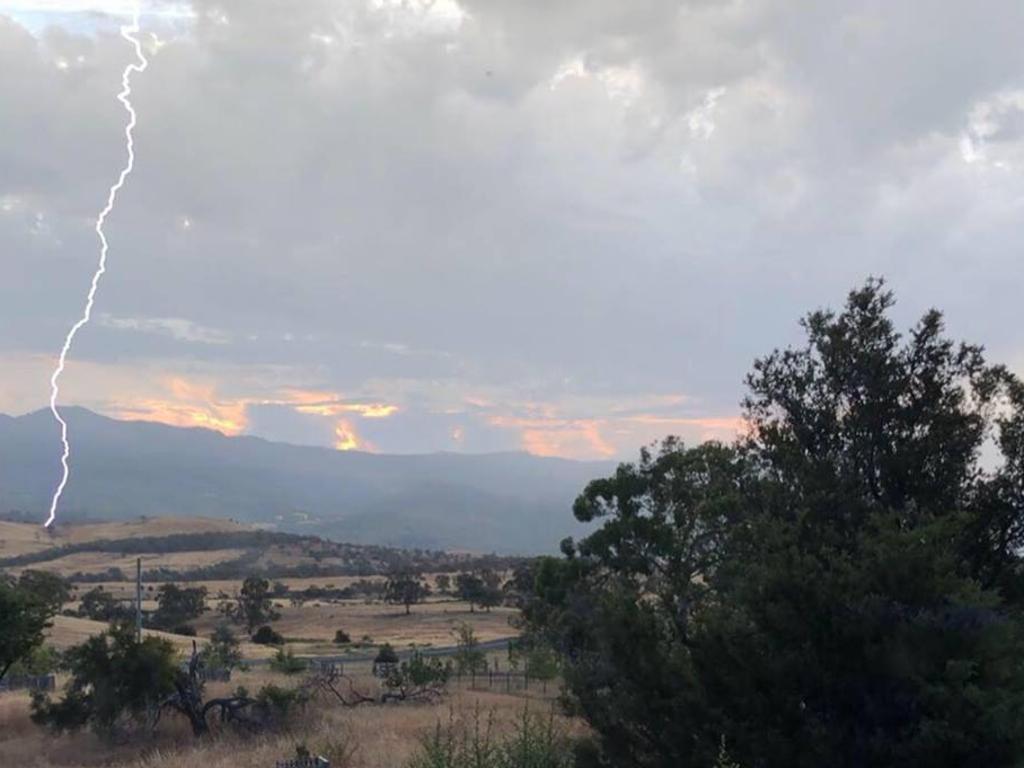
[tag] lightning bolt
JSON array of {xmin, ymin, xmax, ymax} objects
[{"xmin": 45, "ymin": 3, "xmax": 148, "ymax": 528}]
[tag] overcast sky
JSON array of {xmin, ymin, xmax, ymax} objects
[{"xmin": 2, "ymin": 0, "xmax": 1023, "ymax": 459}]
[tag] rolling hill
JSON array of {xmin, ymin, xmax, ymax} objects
[{"xmin": 0, "ymin": 408, "xmax": 613, "ymax": 553}]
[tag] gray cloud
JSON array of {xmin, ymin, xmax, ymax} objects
[{"xmin": 2, "ymin": 0, "xmax": 1023, "ymax": 457}]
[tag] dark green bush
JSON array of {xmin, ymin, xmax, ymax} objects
[{"xmin": 251, "ymin": 625, "xmax": 284, "ymax": 645}]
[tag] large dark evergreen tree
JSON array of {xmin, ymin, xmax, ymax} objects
[{"xmin": 528, "ymin": 281, "xmax": 1024, "ymax": 768}]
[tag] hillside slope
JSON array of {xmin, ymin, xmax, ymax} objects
[{"xmin": 0, "ymin": 409, "xmax": 611, "ymax": 553}]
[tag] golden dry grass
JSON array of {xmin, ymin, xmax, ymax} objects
[
  {"xmin": 0, "ymin": 521, "xmax": 56, "ymax": 557},
  {"xmin": 45, "ymin": 615, "xmax": 206, "ymax": 654},
  {"xmin": 46, "ymin": 593, "xmax": 515, "ymax": 661},
  {"xmin": 0, "ymin": 517, "xmax": 251, "ymax": 559},
  {"xmin": 0, "ymin": 668, "xmax": 574, "ymax": 768},
  {"xmin": 21, "ymin": 549, "xmax": 249, "ymax": 578}
]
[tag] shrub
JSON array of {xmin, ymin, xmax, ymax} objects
[
  {"xmin": 251, "ymin": 625, "xmax": 284, "ymax": 645},
  {"xmin": 382, "ymin": 651, "xmax": 451, "ymax": 702},
  {"xmin": 334, "ymin": 628, "xmax": 352, "ymax": 645},
  {"xmin": 31, "ymin": 622, "xmax": 177, "ymax": 740},
  {"xmin": 452, "ymin": 623, "xmax": 487, "ymax": 674},
  {"xmin": 202, "ymin": 623, "xmax": 243, "ymax": 671},
  {"xmin": 374, "ymin": 643, "xmax": 399, "ymax": 665},
  {"xmin": 269, "ymin": 647, "xmax": 307, "ymax": 675}
]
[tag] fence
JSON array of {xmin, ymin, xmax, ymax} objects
[
  {"xmin": 275, "ymin": 758, "xmax": 329, "ymax": 768},
  {"xmin": 453, "ymin": 669, "xmax": 556, "ymax": 695},
  {"xmin": 202, "ymin": 668, "xmax": 232, "ymax": 683},
  {"xmin": 176, "ymin": 663, "xmax": 231, "ymax": 683},
  {"xmin": 0, "ymin": 674, "xmax": 56, "ymax": 693}
]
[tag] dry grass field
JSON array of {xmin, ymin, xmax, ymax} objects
[
  {"xmin": 30, "ymin": 549, "xmax": 250, "ymax": 578},
  {"xmin": 44, "ymin": 615, "xmax": 206, "ymax": 655},
  {"xmin": 0, "ymin": 666, "xmax": 575, "ymax": 768},
  {"xmin": 0, "ymin": 517, "xmax": 250, "ymax": 559}
]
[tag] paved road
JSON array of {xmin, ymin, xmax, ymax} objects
[{"xmin": 245, "ymin": 635, "xmax": 516, "ymax": 666}]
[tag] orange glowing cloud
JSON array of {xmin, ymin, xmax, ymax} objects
[
  {"xmin": 484, "ymin": 402, "xmax": 747, "ymax": 460},
  {"xmin": 110, "ymin": 377, "xmax": 248, "ymax": 435},
  {"xmin": 488, "ymin": 414, "xmax": 617, "ymax": 459},
  {"xmin": 627, "ymin": 414, "xmax": 749, "ymax": 440},
  {"xmin": 280, "ymin": 387, "xmax": 399, "ymax": 419}
]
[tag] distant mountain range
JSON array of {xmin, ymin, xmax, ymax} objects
[{"xmin": 0, "ymin": 408, "xmax": 615, "ymax": 553}]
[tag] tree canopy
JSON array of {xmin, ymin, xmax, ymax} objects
[
  {"xmin": 222, "ymin": 576, "xmax": 280, "ymax": 633},
  {"xmin": 0, "ymin": 571, "xmax": 68, "ymax": 683},
  {"xmin": 384, "ymin": 571, "xmax": 430, "ymax": 615},
  {"xmin": 528, "ymin": 281, "xmax": 1024, "ymax": 768},
  {"xmin": 31, "ymin": 622, "xmax": 178, "ymax": 740},
  {"xmin": 151, "ymin": 583, "xmax": 208, "ymax": 631}
]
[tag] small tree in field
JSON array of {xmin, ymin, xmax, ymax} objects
[
  {"xmin": 477, "ymin": 569, "xmax": 503, "ymax": 613},
  {"xmin": 384, "ymin": 571, "xmax": 430, "ymax": 615},
  {"xmin": 79, "ymin": 587, "xmax": 129, "ymax": 623},
  {"xmin": 452, "ymin": 622, "xmax": 486, "ymax": 674},
  {"xmin": 454, "ymin": 572, "xmax": 484, "ymax": 612},
  {"xmin": 223, "ymin": 576, "xmax": 280, "ymax": 633},
  {"xmin": 152, "ymin": 584, "xmax": 208, "ymax": 631},
  {"xmin": 202, "ymin": 624, "xmax": 242, "ymax": 671},
  {"xmin": 333, "ymin": 628, "xmax": 351, "ymax": 645}
]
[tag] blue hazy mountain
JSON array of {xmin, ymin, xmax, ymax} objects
[{"xmin": 0, "ymin": 408, "xmax": 613, "ymax": 553}]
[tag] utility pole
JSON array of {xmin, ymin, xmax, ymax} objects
[{"xmin": 135, "ymin": 557, "xmax": 143, "ymax": 643}]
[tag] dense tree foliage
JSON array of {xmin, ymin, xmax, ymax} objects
[
  {"xmin": 223, "ymin": 576, "xmax": 280, "ymax": 633},
  {"xmin": 528, "ymin": 282, "xmax": 1024, "ymax": 768},
  {"xmin": 151, "ymin": 583, "xmax": 208, "ymax": 631},
  {"xmin": 78, "ymin": 586, "xmax": 130, "ymax": 623},
  {"xmin": 0, "ymin": 571, "xmax": 68, "ymax": 683},
  {"xmin": 455, "ymin": 570, "xmax": 502, "ymax": 612},
  {"xmin": 31, "ymin": 622, "xmax": 178, "ymax": 740}
]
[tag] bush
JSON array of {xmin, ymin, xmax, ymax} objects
[
  {"xmin": 31, "ymin": 622, "xmax": 177, "ymax": 740},
  {"xmin": 202, "ymin": 623, "xmax": 243, "ymax": 671},
  {"xmin": 269, "ymin": 647, "xmax": 307, "ymax": 675},
  {"xmin": 382, "ymin": 651, "xmax": 451, "ymax": 702},
  {"xmin": 170, "ymin": 623, "xmax": 197, "ymax": 636},
  {"xmin": 374, "ymin": 643, "xmax": 399, "ymax": 665},
  {"xmin": 8, "ymin": 644, "xmax": 62, "ymax": 677},
  {"xmin": 334, "ymin": 628, "xmax": 351, "ymax": 645},
  {"xmin": 452, "ymin": 623, "xmax": 487, "ymax": 674},
  {"xmin": 251, "ymin": 625, "xmax": 284, "ymax": 645}
]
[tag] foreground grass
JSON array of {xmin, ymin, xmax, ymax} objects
[{"xmin": 0, "ymin": 670, "xmax": 576, "ymax": 768}]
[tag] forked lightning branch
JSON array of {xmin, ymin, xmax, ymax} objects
[{"xmin": 45, "ymin": 2, "xmax": 148, "ymax": 528}]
